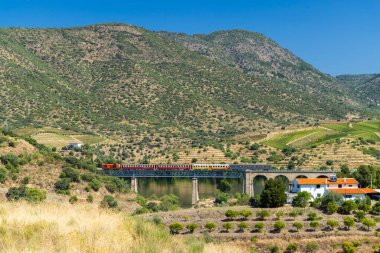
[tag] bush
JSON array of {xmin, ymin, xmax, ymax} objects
[
  {"xmin": 86, "ymin": 194, "xmax": 94, "ymax": 203},
  {"xmin": 256, "ymin": 209, "xmax": 270, "ymax": 220},
  {"xmin": 6, "ymin": 185, "xmax": 46, "ymax": 203},
  {"xmin": 273, "ymin": 220, "xmax": 285, "ymax": 233},
  {"xmin": 292, "ymin": 221, "xmax": 303, "ymax": 232},
  {"xmin": 343, "ymin": 217, "xmax": 355, "ymax": 230},
  {"xmin": 159, "ymin": 194, "xmax": 180, "ymax": 211},
  {"xmin": 354, "ymin": 210, "xmax": 366, "ymax": 222},
  {"xmin": 326, "ymin": 219, "xmax": 339, "ymax": 230},
  {"xmin": 214, "ymin": 191, "xmax": 230, "ymax": 204},
  {"xmin": 239, "ymin": 210, "xmax": 253, "ymax": 220},
  {"xmin": 89, "ymin": 179, "xmax": 102, "ymax": 192},
  {"xmin": 169, "ymin": 222, "xmax": 184, "ymax": 234},
  {"xmin": 309, "ymin": 221, "xmax": 320, "ymax": 231},
  {"xmin": 285, "ymin": 243, "xmax": 298, "ymax": 253},
  {"xmin": 340, "ymin": 200, "xmax": 357, "ymax": 214},
  {"xmin": 327, "ymin": 201, "xmax": 339, "ymax": 214},
  {"xmin": 307, "ymin": 212, "xmax": 318, "ymax": 221},
  {"xmin": 362, "ymin": 218, "xmax": 376, "ymax": 231},
  {"xmin": 69, "ymin": 195, "xmax": 78, "ymax": 204},
  {"xmin": 342, "ymin": 242, "xmax": 357, "ymax": 253},
  {"xmin": 223, "ymin": 222, "xmax": 233, "ymax": 232},
  {"xmin": 205, "ymin": 222, "xmax": 216, "ymax": 232},
  {"xmin": 292, "ymin": 191, "xmax": 311, "ymax": 208},
  {"xmin": 225, "ymin": 210, "xmax": 239, "ymax": 220},
  {"xmin": 0, "ymin": 168, "xmax": 7, "ymax": 183},
  {"xmin": 238, "ymin": 222, "xmax": 248, "ymax": 232},
  {"xmin": 254, "ymin": 222, "xmax": 265, "ymax": 233},
  {"xmin": 186, "ymin": 223, "xmax": 198, "ymax": 233},
  {"xmin": 60, "ymin": 167, "xmax": 80, "ymax": 182},
  {"xmin": 22, "ymin": 176, "xmax": 30, "ymax": 185},
  {"xmin": 305, "ymin": 242, "xmax": 319, "ymax": 253},
  {"xmin": 100, "ymin": 195, "xmax": 118, "ymax": 208},
  {"xmin": 217, "ymin": 179, "xmax": 232, "ymax": 193},
  {"xmin": 54, "ymin": 178, "xmax": 71, "ymax": 194},
  {"xmin": 259, "ymin": 178, "xmax": 286, "ymax": 208}
]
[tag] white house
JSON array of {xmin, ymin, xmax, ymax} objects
[{"xmin": 290, "ymin": 177, "xmax": 376, "ymax": 200}]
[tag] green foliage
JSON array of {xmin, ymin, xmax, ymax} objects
[
  {"xmin": 305, "ymin": 242, "xmax": 319, "ymax": 253},
  {"xmin": 169, "ymin": 222, "xmax": 184, "ymax": 234},
  {"xmin": 362, "ymin": 218, "xmax": 376, "ymax": 231},
  {"xmin": 340, "ymin": 200, "xmax": 358, "ymax": 214},
  {"xmin": 6, "ymin": 185, "xmax": 46, "ymax": 203},
  {"xmin": 86, "ymin": 194, "xmax": 94, "ymax": 203},
  {"xmin": 60, "ymin": 167, "xmax": 80, "ymax": 182},
  {"xmin": 273, "ymin": 220, "xmax": 285, "ymax": 232},
  {"xmin": 292, "ymin": 191, "xmax": 311, "ymax": 208},
  {"xmin": 292, "ymin": 221, "xmax": 303, "ymax": 232},
  {"xmin": 100, "ymin": 195, "xmax": 118, "ymax": 208},
  {"xmin": 256, "ymin": 210, "xmax": 270, "ymax": 220},
  {"xmin": 342, "ymin": 242, "xmax": 357, "ymax": 253},
  {"xmin": 327, "ymin": 201, "xmax": 339, "ymax": 214},
  {"xmin": 268, "ymin": 245, "xmax": 279, "ymax": 253},
  {"xmin": 69, "ymin": 195, "xmax": 78, "ymax": 204},
  {"xmin": 214, "ymin": 191, "xmax": 230, "ymax": 204},
  {"xmin": 186, "ymin": 223, "xmax": 198, "ymax": 233},
  {"xmin": 204, "ymin": 222, "xmax": 216, "ymax": 232},
  {"xmin": 237, "ymin": 221, "xmax": 248, "ymax": 232},
  {"xmin": 320, "ymin": 191, "xmax": 343, "ymax": 211},
  {"xmin": 217, "ymin": 179, "xmax": 232, "ymax": 193},
  {"xmin": 343, "ymin": 217, "xmax": 355, "ymax": 230},
  {"xmin": 254, "ymin": 222, "xmax": 265, "ymax": 233},
  {"xmin": 239, "ymin": 210, "xmax": 253, "ymax": 220},
  {"xmin": 222, "ymin": 222, "xmax": 233, "ymax": 232},
  {"xmin": 309, "ymin": 221, "xmax": 320, "ymax": 231},
  {"xmin": 326, "ymin": 219, "xmax": 339, "ymax": 230},
  {"xmin": 354, "ymin": 210, "xmax": 366, "ymax": 222},
  {"xmin": 259, "ymin": 178, "xmax": 286, "ymax": 208},
  {"xmin": 54, "ymin": 178, "xmax": 71, "ymax": 194},
  {"xmin": 285, "ymin": 243, "xmax": 298, "ymax": 253},
  {"xmin": 307, "ymin": 212, "xmax": 318, "ymax": 221},
  {"xmin": 158, "ymin": 194, "xmax": 179, "ymax": 211}
]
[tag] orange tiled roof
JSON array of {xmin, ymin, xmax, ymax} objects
[
  {"xmin": 328, "ymin": 188, "xmax": 377, "ymax": 194},
  {"xmin": 295, "ymin": 178, "xmax": 358, "ymax": 185}
]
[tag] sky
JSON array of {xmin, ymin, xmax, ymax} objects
[{"xmin": 0, "ymin": 0, "xmax": 379, "ymax": 76}]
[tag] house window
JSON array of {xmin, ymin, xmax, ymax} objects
[
  {"xmin": 348, "ymin": 185, "xmax": 352, "ymax": 187},
  {"xmin": 338, "ymin": 184, "xmax": 342, "ymax": 188},
  {"xmin": 345, "ymin": 195, "xmax": 352, "ymax": 199},
  {"xmin": 316, "ymin": 185, "xmax": 320, "ymax": 189}
]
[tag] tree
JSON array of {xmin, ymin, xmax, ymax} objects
[
  {"xmin": 254, "ymin": 222, "xmax": 264, "ymax": 233},
  {"xmin": 320, "ymin": 191, "xmax": 343, "ymax": 211},
  {"xmin": 340, "ymin": 200, "xmax": 357, "ymax": 214},
  {"xmin": 309, "ymin": 221, "xmax": 320, "ymax": 231},
  {"xmin": 358, "ymin": 203, "xmax": 371, "ymax": 213},
  {"xmin": 275, "ymin": 211, "xmax": 284, "ymax": 220},
  {"xmin": 186, "ymin": 223, "xmax": 198, "ymax": 233},
  {"xmin": 343, "ymin": 217, "xmax": 355, "ymax": 230},
  {"xmin": 292, "ymin": 221, "xmax": 303, "ymax": 232},
  {"xmin": 305, "ymin": 242, "xmax": 319, "ymax": 253},
  {"xmin": 326, "ymin": 219, "xmax": 339, "ymax": 231},
  {"xmin": 256, "ymin": 210, "xmax": 270, "ymax": 220},
  {"xmin": 327, "ymin": 201, "xmax": 339, "ymax": 214},
  {"xmin": 362, "ymin": 218, "xmax": 376, "ymax": 231},
  {"xmin": 354, "ymin": 210, "xmax": 366, "ymax": 222},
  {"xmin": 238, "ymin": 222, "xmax": 248, "ymax": 232},
  {"xmin": 205, "ymin": 222, "xmax": 216, "ymax": 232},
  {"xmin": 225, "ymin": 210, "xmax": 239, "ymax": 220},
  {"xmin": 372, "ymin": 202, "xmax": 380, "ymax": 214},
  {"xmin": 240, "ymin": 210, "xmax": 253, "ymax": 220},
  {"xmin": 169, "ymin": 222, "xmax": 184, "ymax": 234},
  {"xmin": 292, "ymin": 191, "xmax": 311, "ymax": 208},
  {"xmin": 222, "ymin": 222, "xmax": 233, "ymax": 232},
  {"xmin": 259, "ymin": 178, "xmax": 287, "ymax": 208},
  {"xmin": 273, "ymin": 220, "xmax": 285, "ymax": 233},
  {"xmin": 307, "ymin": 212, "xmax": 318, "ymax": 221},
  {"xmin": 217, "ymin": 179, "xmax": 232, "ymax": 193}
]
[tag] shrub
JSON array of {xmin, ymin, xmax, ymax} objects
[
  {"xmin": 240, "ymin": 210, "xmax": 253, "ymax": 220},
  {"xmin": 326, "ymin": 219, "xmax": 339, "ymax": 230},
  {"xmin": 292, "ymin": 191, "xmax": 311, "ymax": 208},
  {"xmin": 159, "ymin": 194, "xmax": 180, "ymax": 211},
  {"xmin": 273, "ymin": 220, "xmax": 285, "ymax": 233},
  {"xmin": 169, "ymin": 222, "xmax": 184, "ymax": 234},
  {"xmin": 275, "ymin": 211, "xmax": 284, "ymax": 220},
  {"xmin": 259, "ymin": 178, "xmax": 286, "ymax": 208},
  {"xmin": 289, "ymin": 209, "xmax": 299, "ymax": 220},
  {"xmin": 238, "ymin": 222, "xmax": 248, "ymax": 232},
  {"xmin": 225, "ymin": 210, "xmax": 239, "ymax": 220},
  {"xmin": 60, "ymin": 167, "xmax": 80, "ymax": 182},
  {"xmin": 100, "ymin": 195, "xmax": 118, "ymax": 208},
  {"xmin": 292, "ymin": 221, "xmax": 303, "ymax": 232},
  {"xmin": 362, "ymin": 218, "xmax": 376, "ymax": 231},
  {"xmin": 285, "ymin": 243, "xmax": 298, "ymax": 253},
  {"xmin": 256, "ymin": 209, "xmax": 270, "ymax": 220},
  {"xmin": 89, "ymin": 179, "xmax": 102, "ymax": 192},
  {"xmin": 342, "ymin": 242, "xmax": 357, "ymax": 253},
  {"xmin": 268, "ymin": 245, "xmax": 279, "ymax": 253},
  {"xmin": 0, "ymin": 168, "xmax": 7, "ymax": 183},
  {"xmin": 69, "ymin": 195, "xmax": 78, "ymax": 204},
  {"xmin": 343, "ymin": 217, "xmax": 355, "ymax": 230},
  {"xmin": 205, "ymin": 222, "xmax": 216, "ymax": 232},
  {"xmin": 327, "ymin": 201, "xmax": 339, "ymax": 214},
  {"xmin": 217, "ymin": 179, "xmax": 231, "ymax": 193},
  {"xmin": 6, "ymin": 185, "xmax": 46, "ymax": 203},
  {"xmin": 340, "ymin": 200, "xmax": 357, "ymax": 214},
  {"xmin": 254, "ymin": 222, "xmax": 265, "ymax": 233},
  {"xmin": 152, "ymin": 216, "xmax": 163, "ymax": 225},
  {"xmin": 307, "ymin": 212, "xmax": 318, "ymax": 221},
  {"xmin": 86, "ymin": 194, "xmax": 94, "ymax": 203},
  {"xmin": 358, "ymin": 203, "xmax": 371, "ymax": 213},
  {"xmin": 214, "ymin": 191, "xmax": 230, "ymax": 204},
  {"xmin": 186, "ymin": 223, "xmax": 198, "ymax": 233},
  {"xmin": 54, "ymin": 178, "xmax": 71, "ymax": 194},
  {"xmin": 305, "ymin": 242, "xmax": 319, "ymax": 253},
  {"xmin": 354, "ymin": 210, "xmax": 366, "ymax": 222},
  {"xmin": 309, "ymin": 221, "xmax": 320, "ymax": 231},
  {"xmin": 22, "ymin": 176, "xmax": 30, "ymax": 185},
  {"xmin": 223, "ymin": 222, "xmax": 233, "ymax": 232}
]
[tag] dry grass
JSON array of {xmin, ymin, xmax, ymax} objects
[{"xmin": 0, "ymin": 202, "xmax": 248, "ymax": 253}]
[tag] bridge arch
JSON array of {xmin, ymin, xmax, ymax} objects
[
  {"xmin": 275, "ymin": 175, "xmax": 290, "ymax": 191},
  {"xmin": 295, "ymin": 175, "xmax": 308, "ymax": 179},
  {"xmin": 317, "ymin": 175, "xmax": 329, "ymax": 178},
  {"xmin": 252, "ymin": 175, "xmax": 268, "ymax": 197}
]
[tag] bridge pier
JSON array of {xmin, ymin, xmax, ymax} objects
[
  {"xmin": 131, "ymin": 177, "xmax": 138, "ymax": 193},
  {"xmin": 244, "ymin": 173, "xmax": 254, "ymax": 197},
  {"xmin": 192, "ymin": 178, "xmax": 199, "ymax": 206}
]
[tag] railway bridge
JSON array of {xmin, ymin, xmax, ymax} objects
[{"xmin": 104, "ymin": 169, "xmax": 335, "ymax": 205}]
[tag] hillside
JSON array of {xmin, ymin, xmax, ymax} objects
[
  {"xmin": 337, "ymin": 74, "xmax": 380, "ymax": 108},
  {"xmin": 0, "ymin": 24, "xmax": 366, "ymax": 147}
]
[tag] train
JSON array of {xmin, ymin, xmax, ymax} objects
[{"xmin": 102, "ymin": 163, "xmax": 272, "ymax": 171}]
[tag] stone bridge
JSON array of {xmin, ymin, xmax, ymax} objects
[{"xmin": 243, "ymin": 170, "xmax": 336, "ymax": 197}]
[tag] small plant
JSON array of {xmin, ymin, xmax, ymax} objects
[
  {"xmin": 289, "ymin": 209, "xmax": 299, "ymax": 220},
  {"xmin": 343, "ymin": 217, "xmax": 355, "ymax": 230},
  {"xmin": 22, "ymin": 176, "xmax": 30, "ymax": 185},
  {"xmin": 354, "ymin": 210, "xmax": 366, "ymax": 222},
  {"xmin": 238, "ymin": 221, "xmax": 248, "ymax": 232},
  {"xmin": 169, "ymin": 222, "xmax": 184, "ymax": 234},
  {"xmin": 362, "ymin": 218, "xmax": 376, "ymax": 231},
  {"xmin": 342, "ymin": 241, "xmax": 357, "ymax": 253},
  {"xmin": 285, "ymin": 243, "xmax": 298, "ymax": 253},
  {"xmin": 307, "ymin": 211, "xmax": 318, "ymax": 221},
  {"xmin": 254, "ymin": 222, "xmax": 265, "ymax": 233},
  {"xmin": 309, "ymin": 221, "xmax": 320, "ymax": 231},
  {"xmin": 305, "ymin": 242, "xmax": 319, "ymax": 253},
  {"xmin": 256, "ymin": 209, "xmax": 270, "ymax": 220},
  {"xmin": 273, "ymin": 220, "xmax": 285, "ymax": 233},
  {"xmin": 205, "ymin": 222, "xmax": 216, "ymax": 232},
  {"xmin": 69, "ymin": 195, "xmax": 78, "ymax": 204},
  {"xmin": 86, "ymin": 194, "xmax": 94, "ymax": 203},
  {"xmin": 240, "ymin": 209, "xmax": 253, "ymax": 220},
  {"xmin": 268, "ymin": 245, "xmax": 279, "ymax": 253},
  {"xmin": 186, "ymin": 223, "xmax": 198, "ymax": 233},
  {"xmin": 225, "ymin": 210, "xmax": 239, "ymax": 220},
  {"xmin": 222, "ymin": 222, "xmax": 233, "ymax": 232},
  {"xmin": 275, "ymin": 210, "xmax": 284, "ymax": 220},
  {"xmin": 326, "ymin": 219, "xmax": 339, "ymax": 231},
  {"xmin": 292, "ymin": 221, "xmax": 303, "ymax": 232},
  {"xmin": 100, "ymin": 195, "xmax": 118, "ymax": 208}
]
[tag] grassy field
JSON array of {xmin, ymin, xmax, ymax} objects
[
  {"xmin": 13, "ymin": 127, "xmax": 113, "ymax": 148},
  {"xmin": 0, "ymin": 202, "xmax": 244, "ymax": 253},
  {"xmin": 264, "ymin": 120, "xmax": 380, "ymax": 149}
]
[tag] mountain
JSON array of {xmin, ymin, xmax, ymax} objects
[
  {"xmin": 337, "ymin": 74, "xmax": 380, "ymax": 107},
  {"xmin": 0, "ymin": 24, "xmax": 365, "ymax": 145}
]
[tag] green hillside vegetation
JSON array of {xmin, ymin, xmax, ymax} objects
[
  {"xmin": 0, "ymin": 24, "xmax": 368, "ymax": 149},
  {"xmin": 263, "ymin": 120, "xmax": 380, "ymax": 149}
]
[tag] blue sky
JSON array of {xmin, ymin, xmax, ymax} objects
[{"xmin": 0, "ymin": 0, "xmax": 379, "ymax": 75}]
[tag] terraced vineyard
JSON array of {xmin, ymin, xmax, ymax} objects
[
  {"xmin": 263, "ymin": 120, "xmax": 380, "ymax": 149},
  {"xmin": 14, "ymin": 127, "xmax": 114, "ymax": 148}
]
